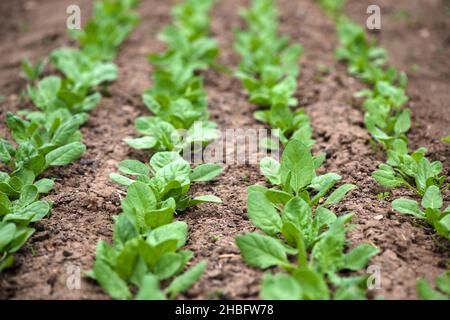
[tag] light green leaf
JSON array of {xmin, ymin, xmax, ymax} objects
[
  {"xmin": 261, "ymin": 273, "xmax": 302, "ymax": 300},
  {"xmin": 236, "ymin": 233, "xmax": 288, "ymax": 269},
  {"xmin": 188, "ymin": 195, "xmax": 222, "ymax": 206},
  {"xmin": 344, "ymin": 244, "xmax": 379, "ymax": 271},
  {"xmin": 125, "ymin": 136, "xmax": 157, "ymax": 150},
  {"xmin": 280, "ymin": 140, "xmax": 314, "ymax": 192},
  {"xmin": 421, "ymin": 185, "xmax": 442, "ymax": 209},
  {"xmin": 324, "ymin": 184, "xmax": 357, "ymax": 206},
  {"xmin": 45, "ymin": 142, "xmax": 86, "ymax": 167},
  {"xmin": 392, "ymin": 198, "xmax": 424, "ymax": 219},
  {"xmin": 247, "ymin": 191, "xmax": 282, "ymax": 236},
  {"xmin": 118, "ymin": 160, "xmax": 149, "ymax": 176},
  {"xmin": 147, "ymin": 221, "xmax": 188, "ymax": 249},
  {"xmin": 260, "ymin": 157, "xmax": 281, "ymax": 185},
  {"xmin": 93, "ymin": 260, "xmax": 131, "ymax": 300},
  {"xmin": 165, "ymin": 261, "xmax": 207, "ymax": 299},
  {"xmin": 190, "ymin": 164, "xmax": 222, "ymax": 181},
  {"xmin": 136, "ymin": 274, "xmax": 166, "ymax": 300}
]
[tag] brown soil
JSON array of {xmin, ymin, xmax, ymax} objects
[{"xmin": 0, "ymin": 0, "xmax": 449, "ymax": 300}]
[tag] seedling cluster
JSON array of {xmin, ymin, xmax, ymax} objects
[
  {"xmin": 90, "ymin": 0, "xmax": 224, "ymax": 299},
  {"xmin": 125, "ymin": 0, "xmax": 219, "ymax": 152},
  {"xmin": 234, "ymin": 0, "xmax": 379, "ymax": 300},
  {"xmin": 0, "ymin": 0, "xmax": 139, "ymax": 272},
  {"xmin": 1, "ymin": 0, "xmax": 447, "ymax": 301},
  {"xmin": 234, "ymin": 0, "xmax": 313, "ymax": 146},
  {"xmin": 318, "ymin": 0, "xmax": 449, "ymax": 299}
]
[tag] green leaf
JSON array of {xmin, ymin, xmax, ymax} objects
[
  {"xmin": 93, "ymin": 260, "xmax": 132, "ymax": 300},
  {"xmin": 154, "ymin": 252, "xmax": 184, "ymax": 280},
  {"xmin": 0, "ymin": 223, "xmax": 16, "ymax": 252},
  {"xmin": 118, "ymin": 160, "xmax": 149, "ymax": 176},
  {"xmin": 292, "ymin": 267, "xmax": 330, "ymax": 299},
  {"xmin": 147, "ymin": 221, "xmax": 188, "ymax": 249},
  {"xmin": 323, "ymin": 184, "xmax": 357, "ymax": 206},
  {"xmin": 282, "ymin": 197, "xmax": 312, "ymax": 233},
  {"xmin": 150, "ymin": 152, "xmax": 181, "ymax": 171},
  {"xmin": 110, "ymin": 173, "xmax": 135, "ymax": 186},
  {"xmin": 421, "ymin": 185, "xmax": 442, "ymax": 209},
  {"xmin": 17, "ymin": 185, "xmax": 39, "ymax": 208},
  {"xmin": 280, "ymin": 140, "xmax": 314, "ymax": 192},
  {"xmin": 139, "ymin": 239, "xmax": 178, "ymax": 269},
  {"xmin": 34, "ymin": 178, "xmax": 54, "ymax": 194},
  {"xmin": 45, "ymin": 142, "xmax": 86, "ymax": 167},
  {"xmin": 394, "ymin": 109, "xmax": 411, "ymax": 134},
  {"xmin": 123, "ymin": 182, "xmax": 157, "ymax": 215},
  {"xmin": 236, "ymin": 233, "xmax": 288, "ymax": 269},
  {"xmin": 392, "ymin": 198, "xmax": 424, "ymax": 219},
  {"xmin": 261, "ymin": 273, "xmax": 302, "ymax": 300},
  {"xmin": 0, "ymin": 254, "xmax": 14, "ymax": 272},
  {"xmin": 372, "ymin": 164, "xmax": 403, "ymax": 188},
  {"xmin": 136, "ymin": 274, "xmax": 165, "ymax": 300},
  {"xmin": 115, "ymin": 238, "xmax": 140, "ymax": 280},
  {"xmin": 144, "ymin": 206, "xmax": 174, "ymax": 229},
  {"xmin": 7, "ymin": 226, "xmax": 34, "ymax": 253},
  {"xmin": 125, "ymin": 136, "xmax": 157, "ymax": 150},
  {"xmin": 156, "ymin": 159, "xmax": 191, "ymax": 185},
  {"xmin": 165, "ymin": 261, "xmax": 207, "ymax": 299},
  {"xmin": 315, "ymin": 206, "xmax": 337, "ymax": 229},
  {"xmin": 436, "ymin": 215, "xmax": 450, "ymax": 240},
  {"xmin": 436, "ymin": 272, "xmax": 450, "ymax": 296},
  {"xmin": 247, "ymin": 191, "xmax": 282, "ymax": 236},
  {"xmin": 260, "ymin": 157, "xmax": 281, "ymax": 185},
  {"xmin": 113, "ymin": 214, "xmax": 138, "ymax": 246},
  {"xmin": 344, "ymin": 244, "xmax": 379, "ymax": 271},
  {"xmin": 188, "ymin": 195, "xmax": 222, "ymax": 206},
  {"xmin": 190, "ymin": 164, "xmax": 222, "ymax": 181},
  {"xmin": 265, "ymin": 189, "xmax": 293, "ymax": 204},
  {"xmin": 51, "ymin": 116, "xmax": 83, "ymax": 145}
]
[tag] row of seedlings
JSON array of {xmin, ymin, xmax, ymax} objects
[
  {"xmin": 233, "ymin": 0, "xmax": 379, "ymax": 300},
  {"xmin": 0, "ymin": 0, "xmax": 139, "ymax": 272},
  {"xmin": 89, "ymin": 0, "xmax": 224, "ymax": 300},
  {"xmin": 317, "ymin": 1, "xmax": 449, "ymax": 299}
]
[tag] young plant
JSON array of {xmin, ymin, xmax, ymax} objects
[
  {"xmin": 392, "ymin": 186, "xmax": 449, "ymax": 240},
  {"xmin": 125, "ymin": 117, "xmax": 218, "ymax": 152},
  {"xmin": 25, "ymin": 76, "xmax": 100, "ymax": 123},
  {"xmin": 0, "ymin": 189, "xmax": 51, "ymax": 271},
  {"xmin": 90, "ymin": 152, "xmax": 222, "ymax": 299},
  {"xmin": 372, "ymin": 140, "xmax": 446, "ymax": 196},
  {"xmin": 70, "ymin": 0, "xmax": 140, "ymax": 61},
  {"xmin": 149, "ymin": 0, "xmax": 218, "ymax": 71},
  {"xmin": 110, "ymin": 152, "xmax": 222, "ymax": 213},
  {"xmin": 234, "ymin": 0, "xmax": 310, "ymax": 145},
  {"xmin": 142, "ymin": 67, "xmax": 208, "ymax": 129},
  {"xmin": 89, "ymin": 189, "xmax": 208, "ymax": 300},
  {"xmin": 1, "ymin": 112, "xmax": 86, "ymax": 176},
  {"xmin": 236, "ymin": 140, "xmax": 378, "ymax": 299},
  {"xmin": 336, "ymin": 18, "xmax": 410, "ymax": 150},
  {"xmin": 20, "ymin": 58, "xmax": 47, "ymax": 82}
]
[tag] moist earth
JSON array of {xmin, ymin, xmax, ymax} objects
[{"xmin": 0, "ymin": 0, "xmax": 448, "ymax": 299}]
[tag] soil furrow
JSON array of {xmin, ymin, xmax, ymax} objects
[{"xmin": 0, "ymin": 0, "xmax": 448, "ymax": 300}]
